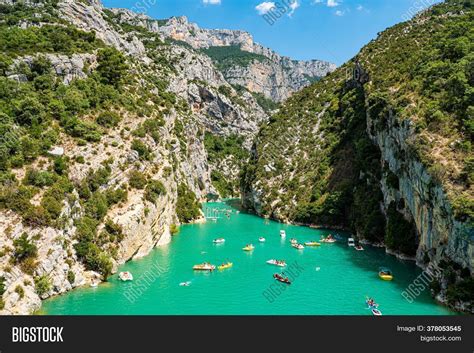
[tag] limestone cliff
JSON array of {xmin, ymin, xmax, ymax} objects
[
  {"xmin": 0, "ymin": 0, "xmax": 266, "ymax": 314},
  {"xmin": 241, "ymin": 1, "xmax": 473, "ymax": 312},
  {"xmin": 108, "ymin": 12, "xmax": 336, "ymax": 101}
]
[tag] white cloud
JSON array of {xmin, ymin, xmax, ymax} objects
[
  {"xmin": 255, "ymin": 2, "xmax": 276, "ymax": 15},
  {"xmin": 335, "ymin": 9, "xmax": 344, "ymax": 16},
  {"xmin": 312, "ymin": 0, "xmax": 323, "ymax": 4},
  {"xmin": 288, "ymin": 0, "xmax": 300, "ymax": 17},
  {"xmin": 203, "ymin": 0, "xmax": 221, "ymax": 5},
  {"xmin": 327, "ymin": 0, "xmax": 339, "ymax": 7},
  {"xmin": 356, "ymin": 5, "xmax": 363, "ymax": 11}
]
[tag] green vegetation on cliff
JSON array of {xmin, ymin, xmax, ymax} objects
[
  {"xmin": 242, "ymin": 0, "xmax": 472, "ymax": 247},
  {"xmin": 201, "ymin": 45, "xmax": 268, "ymax": 72},
  {"xmin": 176, "ymin": 183, "xmax": 201, "ymax": 223}
]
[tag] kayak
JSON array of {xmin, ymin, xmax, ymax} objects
[
  {"xmin": 292, "ymin": 243, "xmax": 305, "ymax": 250},
  {"xmin": 243, "ymin": 245, "xmax": 255, "ymax": 251},
  {"xmin": 372, "ymin": 308, "xmax": 383, "ymax": 316},
  {"xmin": 218, "ymin": 262, "xmax": 233, "ymax": 270},
  {"xmin": 379, "ymin": 267, "xmax": 394, "ymax": 281},
  {"xmin": 379, "ymin": 273, "xmax": 393, "ymax": 281},
  {"xmin": 305, "ymin": 241, "xmax": 321, "ymax": 247},
  {"xmin": 193, "ymin": 263, "xmax": 216, "ymax": 271},
  {"xmin": 273, "ymin": 273, "xmax": 291, "ymax": 285},
  {"xmin": 355, "ymin": 245, "xmax": 364, "ymax": 251},
  {"xmin": 213, "ymin": 238, "xmax": 225, "ymax": 244},
  {"xmin": 259, "ymin": 237, "xmax": 266, "ymax": 243},
  {"xmin": 179, "ymin": 281, "xmax": 191, "ymax": 287},
  {"xmin": 266, "ymin": 259, "xmax": 287, "ymax": 267}
]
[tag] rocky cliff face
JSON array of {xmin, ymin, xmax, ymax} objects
[
  {"xmin": 0, "ymin": 0, "xmax": 267, "ymax": 314},
  {"xmin": 367, "ymin": 109, "xmax": 473, "ymax": 312},
  {"xmin": 368, "ymin": 110, "xmax": 473, "ymax": 271},
  {"xmin": 241, "ymin": 1, "xmax": 473, "ymax": 312},
  {"xmin": 109, "ymin": 12, "xmax": 336, "ymax": 101}
]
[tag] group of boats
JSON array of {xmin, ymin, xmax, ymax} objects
[
  {"xmin": 116, "ymin": 230, "xmax": 392, "ymax": 297},
  {"xmin": 289, "ymin": 235, "xmax": 335, "ymax": 250},
  {"xmin": 113, "ymin": 227, "xmax": 392, "ymax": 316},
  {"xmin": 192, "ymin": 261, "xmax": 234, "ymax": 271},
  {"xmin": 196, "ymin": 231, "xmax": 344, "ymax": 286}
]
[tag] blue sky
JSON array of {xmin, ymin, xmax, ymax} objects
[{"xmin": 102, "ymin": 0, "xmax": 443, "ymax": 66}]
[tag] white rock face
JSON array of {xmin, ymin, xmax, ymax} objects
[
  {"xmin": 8, "ymin": 53, "xmax": 97, "ymax": 85},
  {"xmin": 58, "ymin": 0, "xmax": 146, "ymax": 57},
  {"xmin": 108, "ymin": 12, "xmax": 336, "ymax": 101},
  {"xmin": 367, "ymin": 111, "xmax": 474, "ymax": 273},
  {"xmin": 0, "ymin": 0, "xmax": 270, "ymax": 315}
]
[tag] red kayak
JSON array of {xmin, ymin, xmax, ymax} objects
[{"xmin": 273, "ymin": 273, "xmax": 291, "ymax": 285}]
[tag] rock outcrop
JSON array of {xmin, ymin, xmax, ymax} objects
[{"xmin": 9, "ymin": 53, "xmax": 97, "ymax": 85}]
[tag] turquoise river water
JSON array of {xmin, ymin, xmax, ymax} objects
[{"xmin": 42, "ymin": 201, "xmax": 453, "ymax": 315}]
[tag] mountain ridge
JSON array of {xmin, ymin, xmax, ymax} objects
[{"xmin": 105, "ymin": 9, "xmax": 336, "ymax": 101}]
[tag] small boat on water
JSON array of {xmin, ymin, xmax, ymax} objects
[
  {"xmin": 213, "ymin": 238, "xmax": 225, "ymax": 244},
  {"xmin": 280, "ymin": 230, "xmax": 287, "ymax": 238},
  {"xmin": 179, "ymin": 281, "xmax": 191, "ymax": 287},
  {"xmin": 290, "ymin": 238, "xmax": 298, "ymax": 245},
  {"xmin": 379, "ymin": 267, "xmax": 393, "ymax": 281},
  {"xmin": 242, "ymin": 244, "xmax": 255, "ymax": 251},
  {"xmin": 320, "ymin": 235, "xmax": 336, "ymax": 243},
  {"xmin": 90, "ymin": 281, "xmax": 98, "ymax": 288},
  {"xmin": 348, "ymin": 238, "xmax": 356, "ymax": 247},
  {"xmin": 119, "ymin": 271, "xmax": 133, "ymax": 282},
  {"xmin": 372, "ymin": 308, "xmax": 383, "ymax": 316},
  {"xmin": 259, "ymin": 237, "xmax": 266, "ymax": 243},
  {"xmin": 193, "ymin": 263, "xmax": 216, "ymax": 271},
  {"xmin": 366, "ymin": 297, "xmax": 379, "ymax": 308},
  {"xmin": 273, "ymin": 273, "xmax": 291, "ymax": 285},
  {"xmin": 266, "ymin": 259, "xmax": 287, "ymax": 267},
  {"xmin": 355, "ymin": 245, "xmax": 364, "ymax": 251},
  {"xmin": 305, "ymin": 241, "xmax": 321, "ymax": 247},
  {"xmin": 218, "ymin": 262, "xmax": 233, "ymax": 270},
  {"xmin": 292, "ymin": 243, "xmax": 305, "ymax": 250}
]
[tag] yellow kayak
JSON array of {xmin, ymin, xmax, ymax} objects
[
  {"xmin": 379, "ymin": 273, "xmax": 393, "ymax": 281},
  {"xmin": 242, "ymin": 245, "xmax": 255, "ymax": 251},
  {"xmin": 305, "ymin": 241, "xmax": 321, "ymax": 247},
  {"xmin": 218, "ymin": 262, "xmax": 233, "ymax": 270},
  {"xmin": 379, "ymin": 267, "xmax": 393, "ymax": 281}
]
